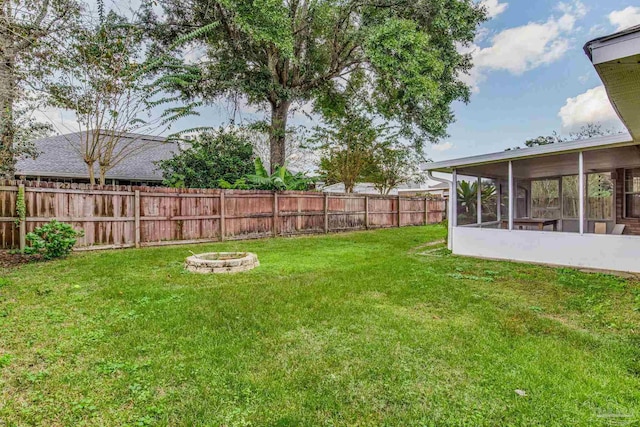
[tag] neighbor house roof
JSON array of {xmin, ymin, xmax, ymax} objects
[
  {"xmin": 422, "ymin": 132, "xmax": 634, "ymax": 173},
  {"xmin": 16, "ymin": 131, "xmax": 178, "ymax": 181},
  {"xmin": 427, "ymin": 182, "xmax": 449, "ymax": 191}
]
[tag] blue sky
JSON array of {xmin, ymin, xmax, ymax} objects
[
  {"xmin": 430, "ymin": 0, "xmax": 639, "ymax": 161},
  {"xmin": 40, "ymin": 0, "xmax": 640, "ymax": 164}
]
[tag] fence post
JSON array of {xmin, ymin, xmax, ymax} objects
[
  {"xmin": 273, "ymin": 192, "xmax": 278, "ymax": 237},
  {"xmin": 364, "ymin": 196, "xmax": 369, "ymax": 229},
  {"xmin": 397, "ymin": 195, "xmax": 402, "ymax": 227},
  {"xmin": 18, "ymin": 183, "xmax": 26, "ymax": 252},
  {"xmin": 134, "ymin": 190, "xmax": 141, "ymax": 248},
  {"xmin": 424, "ymin": 197, "xmax": 429, "ymax": 225},
  {"xmin": 324, "ymin": 193, "xmax": 329, "ymax": 233},
  {"xmin": 220, "ymin": 191, "xmax": 226, "ymax": 241}
]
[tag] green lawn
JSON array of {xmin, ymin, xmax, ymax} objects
[{"xmin": 1, "ymin": 226, "xmax": 639, "ymax": 426}]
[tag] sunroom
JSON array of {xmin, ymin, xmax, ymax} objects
[
  {"xmin": 426, "ymin": 133, "xmax": 640, "ymax": 272},
  {"xmin": 423, "ymin": 25, "xmax": 640, "ymax": 273}
]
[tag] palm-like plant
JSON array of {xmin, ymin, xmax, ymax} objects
[
  {"xmin": 457, "ymin": 181, "xmax": 478, "ymax": 214},
  {"xmin": 245, "ymin": 158, "xmax": 314, "ymax": 191},
  {"xmin": 456, "ymin": 181, "xmax": 497, "ymax": 215}
]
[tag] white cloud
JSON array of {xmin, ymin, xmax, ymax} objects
[
  {"xmin": 479, "ymin": 0, "xmax": 508, "ymax": 19},
  {"xmin": 461, "ymin": 1, "xmax": 587, "ymax": 91},
  {"xmin": 432, "ymin": 141, "xmax": 454, "ymax": 152},
  {"xmin": 558, "ymin": 85, "xmax": 622, "ymax": 131},
  {"xmin": 608, "ymin": 6, "xmax": 640, "ymax": 32}
]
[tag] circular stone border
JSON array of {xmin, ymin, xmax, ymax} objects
[{"xmin": 184, "ymin": 252, "xmax": 259, "ymax": 274}]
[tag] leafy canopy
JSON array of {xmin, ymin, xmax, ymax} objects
[
  {"xmin": 313, "ymin": 109, "xmax": 385, "ymax": 193},
  {"xmin": 157, "ymin": 130, "xmax": 255, "ymax": 188},
  {"xmin": 144, "ymin": 0, "xmax": 486, "ymax": 168}
]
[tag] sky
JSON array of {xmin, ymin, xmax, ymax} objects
[
  {"xmin": 431, "ymin": 0, "xmax": 640, "ymax": 161},
  {"xmin": 38, "ymin": 0, "xmax": 640, "ymax": 164}
]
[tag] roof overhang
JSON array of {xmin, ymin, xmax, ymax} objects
[
  {"xmin": 423, "ymin": 132, "xmax": 634, "ymax": 173},
  {"xmin": 584, "ymin": 25, "xmax": 640, "ymax": 139}
]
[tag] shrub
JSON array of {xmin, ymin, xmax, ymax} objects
[{"xmin": 24, "ymin": 220, "xmax": 83, "ymax": 260}]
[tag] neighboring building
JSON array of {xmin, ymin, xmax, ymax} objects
[
  {"xmin": 319, "ymin": 182, "xmax": 435, "ymax": 196},
  {"xmin": 423, "ymin": 25, "xmax": 640, "ymax": 273},
  {"xmin": 424, "ymin": 182, "xmax": 450, "ymax": 199},
  {"xmin": 16, "ymin": 131, "xmax": 177, "ymax": 185}
]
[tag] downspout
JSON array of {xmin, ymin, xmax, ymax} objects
[{"xmin": 427, "ymin": 171, "xmax": 453, "ymax": 250}]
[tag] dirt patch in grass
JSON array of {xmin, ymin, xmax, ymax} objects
[{"xmin": 0, "ymin": 250, "xmax": 40, "ymax": 268}]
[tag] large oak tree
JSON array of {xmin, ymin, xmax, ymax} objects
[{"xmin": 144, "ymin": 0, "xmax": 486, "ymax": 171}]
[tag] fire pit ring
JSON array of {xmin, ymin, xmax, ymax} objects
[{"xmin": 184, "ymin": 252, "xmax": 259, "ymax": 274}]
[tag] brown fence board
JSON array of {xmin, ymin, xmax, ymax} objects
[{"xmin": 0, "ymin": 180, "xmax": 445, "ymax": 250}]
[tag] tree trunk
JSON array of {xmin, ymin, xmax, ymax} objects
[
  {"xmin": 269, "ymin": 100, "xmax": 290, "ymax": 173},
  {"xmin": 87, "ymin": 162, "xmax": 96, "ymax": 185},
  {"xmin": 0, "ymin": 46, "xmax": 16, "ymax": 179},
  {"xmin": 345, "ymin": 181, "xmax": 354, "ymax": 193},
  {"xmin": 99, "ymin": 167, "xmax": 107, "ymax": 185}
]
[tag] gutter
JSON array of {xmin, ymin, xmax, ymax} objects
[{"xmin": 427, "ymin": 171, "xmax": 453, "ymax": 250}]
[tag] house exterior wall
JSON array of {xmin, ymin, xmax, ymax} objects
[
  {"xmin": 615, "ymin": 168, "xmax": 640, "ymax": 235},
  {"xmin": 452, "ymin": 227, "xmax": 640, "ymax": 273}
]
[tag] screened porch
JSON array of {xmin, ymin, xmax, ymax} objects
[{"xmin": 450, "ymin": 144, "xmax": 640, "ymax": 236}]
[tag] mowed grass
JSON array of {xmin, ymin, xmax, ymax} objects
[{"xmin": 1, "ymin": 226, "xmax": 640, "ymax": 426}]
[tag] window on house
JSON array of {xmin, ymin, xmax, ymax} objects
[
  {"xmin": 531, "ymin": 179, "xmax": 560, "ymax": 219},
  {"xmin": 587, "ymin": 173, "xmax": 613, "ymax": 220},
  {"xmin": 625, "ymin": 168, "xmax": 640, "ymax": 218},
  {"xmin": 481, "ymin": 179, "xmax": 498, "ymax": 222},
  {"xmin": 562, "ymin": 175, "xmax": 579, "ymax": 219}
]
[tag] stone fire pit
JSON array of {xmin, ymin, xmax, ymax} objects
[{"xmin": 184, "ymin": 252, "xmax": 259, "ymax": 274}]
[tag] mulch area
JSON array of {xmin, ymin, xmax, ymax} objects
[{"xmin": 0, "ymin": 251, "xmax": 41, "ymax": 269}]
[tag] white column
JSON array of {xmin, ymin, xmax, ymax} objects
[
  {"xmin": 451, "ymin": 169, "xmax": 458, "ymax": 228},
  {"xmin": 579, "ymin": 151, "xmax": 585, "ymax": 235},
  {"xmin": 497, "ymin": 182, "xmax": 502, "ymax": 222},
  {"xmin": 477, "ymin": 176, "xmax": 482, "ymax": 225},
  {"xmin": 508, "ymin": 161, "xmax": 514, "ymax": 230}
]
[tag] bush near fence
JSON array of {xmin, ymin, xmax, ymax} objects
[{"xmin": 0, "ymin": 180, "xmax": 446, "ymax": 251}]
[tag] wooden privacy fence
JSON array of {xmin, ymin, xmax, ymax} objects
[{"xmin": 0, "ymin": 181, "xmax": 446, "ymax": 251}]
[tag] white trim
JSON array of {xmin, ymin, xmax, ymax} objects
[
  {"xmin": 585, "ymin": 27, "xmax": 640, "ymax": 65},
  {"xmin": 579, "ymin": 152, "xmax": 585, "ymax": 235},
  {"xmin": 423, "ymin": 133, "xmax": 634, "ymax": 173},
  {"xmin": 451, "ymin": 169, "xmax": 458, "ymax": 228},
  {"xmin": 508, "ymin": 161, "xmax": 514, "ymax": 231},
  {"xmin": 476, "ymin": 176, "xmax": 482, "ymax": 224},
  {"xmin": 497, "ymin": 182, "xmax": 502, "ymax": 222}
]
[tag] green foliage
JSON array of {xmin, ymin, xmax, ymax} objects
[
  {"xmin": 313, "ymin": 110, "xmax": 385, "ymax": 193},
  {"xmin": 366, "ymin": 144, "xmax": 424, "ymax": 195},
  {"xmin": 1, "ymin": 107, "xmax": 52, "ymax": 177},
  {"xmin": 15, "ymin": 186, "xmax": 26, "ymax": 227},
  {"xmin": 245, "ymin": 158, "xmax": 314, "ymax": 191},
  {"xmin": 24, "ymin": 220, "xmax": 83, "ymax": 260},
  {"xmin": 456, "ymin": 181, "xmax": 496, "ymax": 215},
  {"xmin": 218, "ymin": 178, "xmax": 251, "ymax": 190},
  {"xmin": 144, "ymin": 0, "xmax": 486, "ymax": 167},
  {"xmin": 0, "ymin": 0, "xmax": 80, "ymax": 177},
  {"xmin": 158, "ymin": 130, "xmax": 255, "ymax": 188},
  {"xmin": 45, "ymin": 10, "xmax": 201, "ymax": 184}
]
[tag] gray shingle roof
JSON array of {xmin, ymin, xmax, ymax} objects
[{"xmin": 16, "ymin": 131, "xmax": 179, "ymax": 182}]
